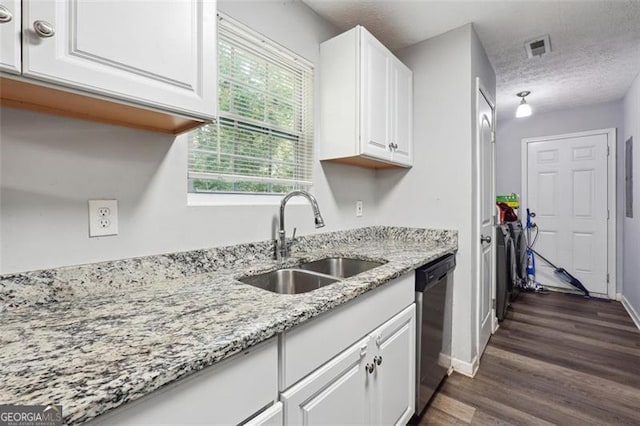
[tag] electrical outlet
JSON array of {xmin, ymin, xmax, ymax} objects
[
  {"xmin": 88, "ymin": 200, "xmax": 118, "ymax": 237},
  {"xmin": 356, "ymin": 200, "xmax": 363, "ymax": 217}
]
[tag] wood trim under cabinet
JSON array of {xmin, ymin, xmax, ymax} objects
[
  {"xmin": 321, "ymin": 155, "xmax": 403, "ymax": 170},
  {"xmin": 0, "ymin": 77, "xmax": 206, "ymax": 135}
]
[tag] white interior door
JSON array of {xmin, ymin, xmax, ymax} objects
[
  {"xmin": 525, "ymin": 133, "xmax": 609, "ymax": 296},
  {"xmin": 477, "ymin": 83, "xmax": 495, "ymax": 358}
]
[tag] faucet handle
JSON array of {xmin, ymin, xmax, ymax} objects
[{"xmin": 284, "ymin": 227, "xmax": 298, "ymax": 255}]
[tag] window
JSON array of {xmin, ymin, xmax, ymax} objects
[{"xmin": 188, "ymin": 15, "xmax": 314, "ymax": 195}]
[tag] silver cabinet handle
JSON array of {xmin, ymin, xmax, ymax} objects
[
  {"xmin": 480, "ymin": 235, "xmax": 492, "ymax": 244},
  {"xmin": 359, "ymin": 343, "xmax": 368, "ymax": 357},
  {"xmin": 388, "ymin": 142, "xmax": 394, "ymax": 151},
  {"xmin": 374, "ymin": 355, "xmax": 383, "ymax": 366},
  {"xmin": 365, "ymin": 363, "xmax": 375, "ymax": 374},
  {"xmin": 0, "ymin": 5, "xmax": 12, "ymax": 23},
  {"xmin": 33, "ymin": 20, "xmax": 55, "ymax": 37}
]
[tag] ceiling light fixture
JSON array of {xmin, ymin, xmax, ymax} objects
[{"xmin": 516, "ymin": 91, "xmax": 532, "ymax": 118}]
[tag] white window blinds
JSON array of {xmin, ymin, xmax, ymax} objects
[{"xmin": 188, "ymin": 15, "xmax": 314, "ymax": 194}]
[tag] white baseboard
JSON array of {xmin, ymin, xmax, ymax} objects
[
  {"xmin": 492, "ymin": 319, "xmax": 500, "ymax": 334},
  {"xmin": 621, "ymin": 296, "xmax": 640, "ymax": 331},
  {"xmin": 543, "ymin": 285, "xmax": 610, "ymax": 299},
  {"xmin": 451, "ymin": 356, "xmax": 479, "ymax": 378},
  {"xmin": 615, "ymin": 292, "xmax": 622, "ymax": 302}
]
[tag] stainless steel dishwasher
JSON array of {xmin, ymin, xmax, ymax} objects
[{"xmin": 415, "ymin": 254, "xmax": 455, "ymax": 416}]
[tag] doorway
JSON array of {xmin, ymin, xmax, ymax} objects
[{"xmin": 521, "ymin": 129, "xmax": 617, "ymax": 298}]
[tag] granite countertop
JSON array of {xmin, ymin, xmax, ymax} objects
[{"xmin": 0, "ymin": 226, "xmax": 457, "ymax": 424}]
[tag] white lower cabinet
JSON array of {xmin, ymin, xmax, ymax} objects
[
  {"xmin": 90, "ymin": 339, "xmax": 278, "ymax": 425},
  {"xmin": 371, "ymin": 305, "xmax": 416, "ymax": 425},
  {"xmin": 90, "ymin": 276, "xmax": 416, "ymax": 425},
  {"xmin": 281, "ymin": 336, "xmax": 371, "ymax": 424},
  {"xmin": 244, "ymin": 402, "xmax": 283, "ymax": 426},
  {"xmin": 282, "ymin": 304, "xmax": 416, "ymax": 425}
]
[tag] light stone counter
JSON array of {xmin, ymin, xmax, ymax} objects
[{"xmin": 0, "ymin": 226, "xmax": 457, "ymax": 424}]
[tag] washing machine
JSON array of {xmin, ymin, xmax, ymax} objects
[{"xmin": 495, "ymin": 224, "xmax": 515, "ymax": 321}]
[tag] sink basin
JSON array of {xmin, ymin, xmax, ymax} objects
[
  {"xmin": 298, "ymin": 257, "xmax": 385, "ymax": 278},
  {"xmin": 239, "ymin": 269, "xmax": 339, "ymax": 295}
]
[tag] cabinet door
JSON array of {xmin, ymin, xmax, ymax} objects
[
  {"xmin": 360, "ymin": 28, "xmax": 391, "ymax": 161},
  {"xmin": 391, "ymin": 59, "xmax": 413, "ymax": 166},
  {"xmin": 371, "ymin": 304, "xmax": 416, "ymax": 425},
  {"xmin": 22, "ymin": 0, "xmax": 216, "ymax": 119},
  {"xmin": 281, "ymin": 336, "xmax": 371, "ymax": 425},
  {"xmin": 0, "ymin": 0, "xmax": 20, "ymax": 74}
]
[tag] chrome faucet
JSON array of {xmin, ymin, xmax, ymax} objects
[{"xmin": 277, "ymin": 190, "xmax": 325, "ymax": 260}]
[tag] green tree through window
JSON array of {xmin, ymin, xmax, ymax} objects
[{"xmin": 188, "ymin": 15, "xmax": 314, "ymax": 194}]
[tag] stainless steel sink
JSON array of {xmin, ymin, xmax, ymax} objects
[
  {"xmin": 239, "ymin": 257, "xmax": 385, "ymax": 295},
  {"xmin": 239, "ymin": 269, "xmax": 339, "ymax": 295},
  {"xmin": 298, "ymin": 257, "xmax": 385, "ymax": 278}
]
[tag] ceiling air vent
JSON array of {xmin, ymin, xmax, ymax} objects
[{"xmin": 525, "ymin": 35, "xmax": 551, "ymax": 58}]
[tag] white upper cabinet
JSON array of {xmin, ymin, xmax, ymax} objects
[
  {"xmin": 361, "ymin": 32, "xmax": 391, "ymax": 160},
  {"xmin": 320, "ymin": 26, "xmax": 413, "ymax": 169},
  {"xmin": 0, "ymin": 0, "xmax": 21, "ymax": 74},
  {"xmin": 390, "ymin": 57, "xmax": 413, "ymax": 166},
  {"xmin": 21, "ymin": 0, "xmax": 217, "ymax": 120}
]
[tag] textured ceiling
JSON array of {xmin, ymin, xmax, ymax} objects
[{"xmin": 302, "ymin": 0, "xmax": 640, "ymax": 120}]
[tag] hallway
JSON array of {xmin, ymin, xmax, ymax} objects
[{"xmin": 419, "ymin": 292, "xmax": 640, "ymax": 425}]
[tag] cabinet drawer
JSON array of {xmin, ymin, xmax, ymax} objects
[
  {"xmin": 281, "ymin": 274, "xmax": 414, "ymax": 389},
  {"xmin": 91, "ymin": 338, "xmax": 278, "ymax": 425}
]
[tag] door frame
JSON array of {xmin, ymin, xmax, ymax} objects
[
  {"xmin": 474, "ymin": 77, "xmax": 497, "ymax": 363},
  {"xmin": 521, "ymin": 128, "xmax": 617, "ymax": 299}
]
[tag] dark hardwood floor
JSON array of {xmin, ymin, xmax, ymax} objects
[{"xmin": 418, "ymin": 292, "xmax": 640, "ymax": 425}]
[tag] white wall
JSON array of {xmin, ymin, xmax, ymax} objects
[
  {"xmin": 496, "ymin": 100, "xmax": 624, "ymax": 195},
  {"xmin": 378, "ymin": 24, "xmax": 495, "ymax": 368},
  {"xmin": 0, "ymin": 0, "xmax": 379, "ymax": 274},
  {"xmin": 623, "ymin": 71, "xmax": 640, "ymax": 320},
  {"xmin": 496, "ymin": 100, "xmax": 625, "ymax": 298}
]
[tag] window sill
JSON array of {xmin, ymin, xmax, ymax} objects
[{"xmin": 187, "ymin": 193, "xmax": 308, "ymax": 207}]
